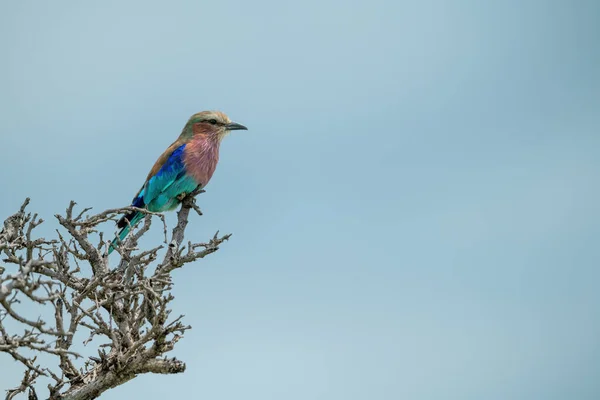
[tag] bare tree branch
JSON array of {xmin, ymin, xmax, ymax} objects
[{"xmin": 0, "ymin": 194, "xmax": 229, "ymax": 399}]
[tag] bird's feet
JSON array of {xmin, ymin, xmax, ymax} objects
[{"xmin": 177, "ymin": 186, "xmax": 203, "ymax": 202}]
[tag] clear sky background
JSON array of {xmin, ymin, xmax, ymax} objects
[{"xmin": 1, "ymin": 1, "xmax": 599, "ymax": 399}]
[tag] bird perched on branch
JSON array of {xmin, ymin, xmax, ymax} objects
[{"xmin": 109, "ymin": 111, "xmax": 247, "ymax": 254}]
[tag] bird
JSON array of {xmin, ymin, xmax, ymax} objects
[{"xmin": 108, "ymin": 110, "xmax": 247, "ymax": 254}]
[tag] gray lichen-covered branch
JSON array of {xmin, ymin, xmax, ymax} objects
[{"xmin": 0, "ymin": 194, "xmax": 230, "ymax": 399}]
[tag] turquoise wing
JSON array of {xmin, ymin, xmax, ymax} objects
[{"xmin": 136, "ymin": 144, "xmax": 199, "ymax": 212}]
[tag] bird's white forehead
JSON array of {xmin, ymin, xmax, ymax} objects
[{"xmin": 190, "ymin": 111, "xmax": 231, "ymax": 123}]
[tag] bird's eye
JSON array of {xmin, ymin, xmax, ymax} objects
[{"xmin": 208, "ymin": 119, "xmax": 218, "ymax": 125}]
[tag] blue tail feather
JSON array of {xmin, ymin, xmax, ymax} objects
[{"xmin": 108, "ymin": 212, "xmax": 144, "ymax": 254}]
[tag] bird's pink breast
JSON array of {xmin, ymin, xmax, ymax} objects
[{"xmin": 183, "ymin": 136, "xmax": 220, "ymax": 187}]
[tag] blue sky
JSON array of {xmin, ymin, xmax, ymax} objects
[{"xmin": 1, "ymin": 1, "xmax": 599, "ymax": 399}]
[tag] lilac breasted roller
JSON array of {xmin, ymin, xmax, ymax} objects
[{"xmin": 109, "ymin": 111, "xmax": 247, "ymax": 254}]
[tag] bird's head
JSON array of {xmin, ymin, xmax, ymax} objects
[{"xmin": 182, "ymin": 110, "xmax": 247, "ymax": 141}]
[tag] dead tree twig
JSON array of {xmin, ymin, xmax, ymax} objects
[{"xmin": 0, "ymin": 194, "xmax": 230, "ymax": 399}]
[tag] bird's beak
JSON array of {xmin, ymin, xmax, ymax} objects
[{"xmin": 226, "ymin": 122, "xmax": 248, "ymax": 131}]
